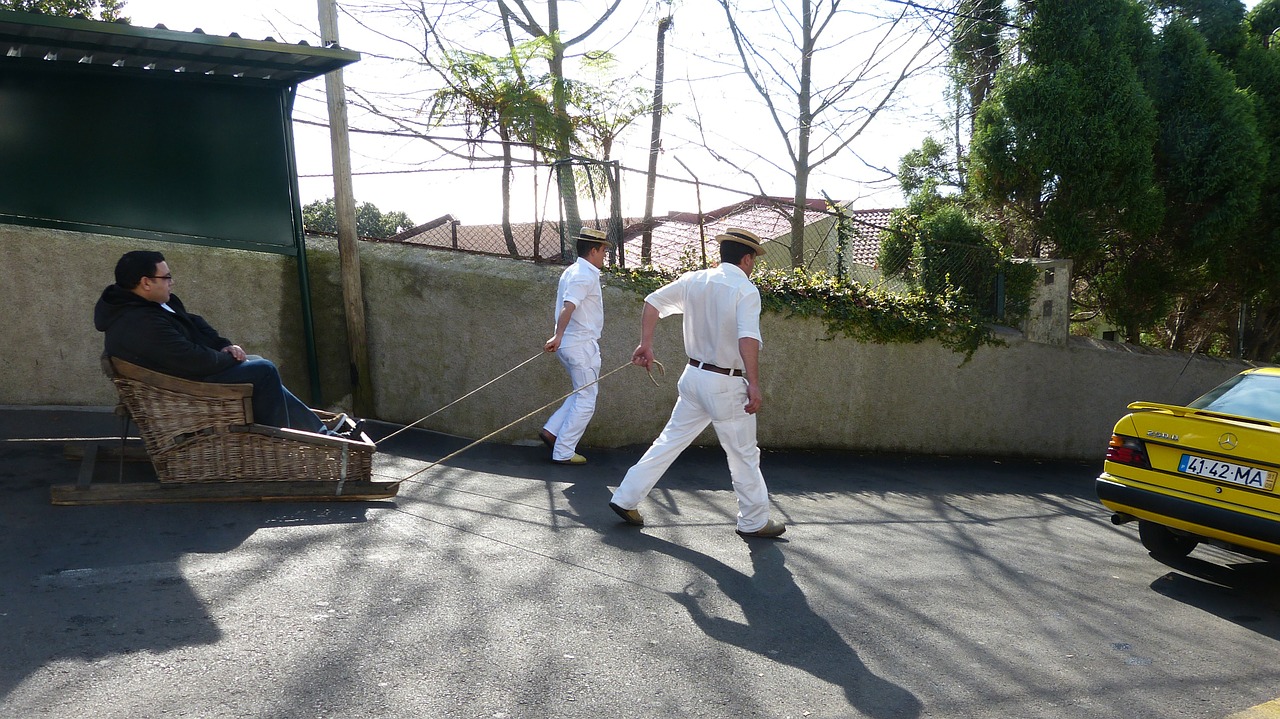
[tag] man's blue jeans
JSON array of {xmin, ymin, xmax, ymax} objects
[{"xmin": 205, "ymin": 356, "xmax": 325, "ymax": 432}]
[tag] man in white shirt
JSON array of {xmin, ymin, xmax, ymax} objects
[
  {"xmin": 609, "ymin": 228, "xmax": 785, "ymax": 538},
  {"xmin": 540, "ymin": 227, "xmax": 612, "ymax": 465}
]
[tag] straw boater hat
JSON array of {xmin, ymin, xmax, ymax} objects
[
  {"xmin": 578, "ymin": 227, "xmax": 613, "ymax": 248},
  {"xmin": 715, "ymin": 228, "xmax": 765, "ymax": 255}
]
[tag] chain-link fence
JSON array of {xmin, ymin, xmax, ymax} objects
[
  {"xmin": 330, "ymin": 157, "xmax": 1027, "ymax": 320},
  {"xmin": 344, "ymin": 160, "xmax": 622, "ymax": 263}
]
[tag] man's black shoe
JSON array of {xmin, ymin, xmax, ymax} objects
[
  {"xmin": 735, "ymin": 519, "xmax": 786, "ymax": 538},
  {"xmin": 538, "ymin": 428, "xmax": 556, "ymax": 449},
  {"xmin": 609, "ymin": 502, "xmax": 644, "ymax": 526}
]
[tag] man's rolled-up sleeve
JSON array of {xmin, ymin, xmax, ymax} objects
[
  {"xmin": 736, "ymin": 288, "xmax": 763, "ymax": 348},
  {"xmin": 645, "ymin": 273, "xmax": 689, "ymax": 318}
]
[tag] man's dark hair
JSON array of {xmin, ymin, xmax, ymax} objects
[
  {"xmin": 720, "ymin": 241, "xmax": 756, "ymax": 266},
  {"xmin": 576, "ymin": 240, "xmax": 605, "ymax": 258},
  {"xmin": 114, "ymin": 250, "xmax": 165, "ymax": 289}
]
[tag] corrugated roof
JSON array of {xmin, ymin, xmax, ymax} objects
[
  {"xmin": 0, "ymin": 9, "xmax": 358, "ymax": 85},
  {"xmin": 621, "ymin": 204, "xmax": 831, "ymax": 269},
  {"xmin": 375, "ymin": 199, "xmax": 900, "ymax": 271},
  {"xmin": 383, "ymin": 216, "xmax": 569, "ymax": 261},
  {"xmin": 845, "ymin": 208, "xmax": 896, "ymax": 267},
  {"xmin": 617, "ymin": 202, "xmax": 900, "ymax": 271}
]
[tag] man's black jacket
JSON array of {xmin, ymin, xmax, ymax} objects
[{"xmin": 93, "ymin": 285, "xmax": 239, "ymax": 379}]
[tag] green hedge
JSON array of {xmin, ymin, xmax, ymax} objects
[{"xmin": 607, "ymin": 265, "xmax": 1003, "ymax": 360}]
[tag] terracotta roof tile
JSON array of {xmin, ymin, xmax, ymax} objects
[
  {"xmin": 373, "ymin": 199, "xmax": 900, "ymax": 273},
  {"xmin": 619, "ymin": 200, "xmax": 899, "ymax": 272}
]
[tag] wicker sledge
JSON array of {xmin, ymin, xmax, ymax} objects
[{"xmin": 103, "ymin": 356, "xmax": 376, "ymax": 486}]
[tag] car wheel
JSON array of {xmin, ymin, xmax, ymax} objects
[{"xmin": 1138, "ymin": 520, "xmax": 1198, "ymax": 558}]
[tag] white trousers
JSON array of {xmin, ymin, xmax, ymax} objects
[
  {"xmin": 611, "ymin": 365, "xmax": 772, "ymax": 532},
  {"xmin": 544, "ymin": 340, "xmax": 600, "ymax": 461}
]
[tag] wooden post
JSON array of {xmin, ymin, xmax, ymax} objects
[{"xmin": 318, "ymin": 0, "xmax": 373, "ymax": 417}]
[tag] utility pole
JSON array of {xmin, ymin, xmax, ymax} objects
[{"xmin": 318, "ymin": 0, "xmax": 373, "ymax": 417}]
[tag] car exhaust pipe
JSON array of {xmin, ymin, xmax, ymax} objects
[{"xmin": 1111, "ymin": 513, "xmax": 1136, "ymax": 525}]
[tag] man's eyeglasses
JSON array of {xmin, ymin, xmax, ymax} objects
[{"xmin": 146, "ymin": 275, "xmax": 174, "ymax": 282}]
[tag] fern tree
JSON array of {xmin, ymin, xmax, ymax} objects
[{"xmin": 427, "ymin": 41, "xmax": 559, "ymax": 257}]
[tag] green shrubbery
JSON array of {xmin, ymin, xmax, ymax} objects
[{"xmin": 607, "ymin": 264, "xmax": 1006, "ymax": 360}]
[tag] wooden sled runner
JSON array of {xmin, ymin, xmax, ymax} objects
[{"xmin": 52, "ymin": 357, "xmax": 398, "ymax": 505}]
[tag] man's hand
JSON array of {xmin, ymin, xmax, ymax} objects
[
  {"xmin": 222, "ymin": 344, "xmax": 247, "ymax": 362},
  {"xmin": 631, "ymin": 343, "xmax": 654, "ymax": 369},
  {"xmin": 547, "ymin": 301, "xmax": 575, "ymax": 353},
  {"xmin": 744, "ymin": 381, "xmax": 762, "ymax": 414},
  {"xmin": 633, "ymin": 303, "xmax": 661, "ymax": 369}
]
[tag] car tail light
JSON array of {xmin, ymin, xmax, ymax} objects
[{"xmin": 1106, "ymin": 434, "xmax": 1150, "ymax": 468}]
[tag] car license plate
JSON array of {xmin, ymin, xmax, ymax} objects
[{"xmin": 1178, "ymin": 454, "xmax": 1277, "ymax": 490}]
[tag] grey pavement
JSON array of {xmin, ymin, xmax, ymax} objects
[{"xmin": 2, "ymin": 407, "xmax": 1280, "ymax": 719}]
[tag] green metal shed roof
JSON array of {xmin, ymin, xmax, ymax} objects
[{"xmin": 0, "ymin": 9, "xmax": 358, "ymax": 85}]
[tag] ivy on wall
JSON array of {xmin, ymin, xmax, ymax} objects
[{"xmin": 607, "ymin": 265, "xmax": 1006, "ymax": 360}]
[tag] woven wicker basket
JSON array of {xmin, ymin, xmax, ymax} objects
[{"xmin": 106, "ymin": 357, "xmax": 374, "ymax": 484}]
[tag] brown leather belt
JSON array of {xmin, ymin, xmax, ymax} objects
[{"xmin": 689, "ymin": 359, "xmax": 744, "ymax": 377}]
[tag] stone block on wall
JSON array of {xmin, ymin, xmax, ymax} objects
[{"xmin": 1018, "ymin": 258, "xmax": 1072, "ymax": 346}]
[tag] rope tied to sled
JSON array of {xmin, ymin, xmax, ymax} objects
[
  {"xmin": 384, "ymin": 359, "xmax": 664, "ymax": 489},
  {"xmin": 375, "ymin": 351, "xmax": 546, "ymax": 447}
]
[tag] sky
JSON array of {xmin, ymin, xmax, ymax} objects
[
  {"xmin": 115, "ymin": 0, "xmax": 957, "ymax": 226},
  {"xmin": 116, "ymin": 0, "xmax": 1265, "ymax": 228}
]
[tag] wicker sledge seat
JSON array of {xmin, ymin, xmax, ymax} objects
[{"xmin": 103, "ymin": 356, "xmax": 375, "ymax": 485}]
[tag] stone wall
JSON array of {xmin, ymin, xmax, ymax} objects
[{"xmin": 0, "ymin": 223, "xmax": 1251, "ymax": 461}]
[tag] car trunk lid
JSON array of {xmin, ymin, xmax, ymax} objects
[{"xmin": 1121, "ymin": 405, "xmax": 1280, "ymax": 509}]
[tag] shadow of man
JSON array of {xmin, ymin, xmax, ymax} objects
[
  {"xmin": 605, "ymin": 530, "xmax": 921, "ymax": 719},
  {"xmin": 1147, "ymin": 553, "xmax": 1280, "ymax": 639}
]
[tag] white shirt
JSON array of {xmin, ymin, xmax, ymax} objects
[
  {"xmin": 554, "ymin": 257, "xmax": 604, "ymax": 347},
  {"xmin": 645, "ymin": 263, "xmax": 762, "ymax": 370}
]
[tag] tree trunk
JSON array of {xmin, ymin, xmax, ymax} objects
[
  {"xmin": 500, "ymin": 128, "xmax": 519, "ymax": 257},
  {"xmin": 790, "ymin": 0, "xmax": 815, "ymax": 269},
  {"xmin": 1243, "ymin": 300, "xmax": 1280, "ymax": 362},
  {"xmin": 607, "ymin": 160, "xmax": 623, "ymax": 265},
  {"xmin": 642, "ymin": 15, "xmax": 673, "ymax": 266},
  {"xmin": 547, "ymin": 0, "xmax": 582, "ymax": 242}
]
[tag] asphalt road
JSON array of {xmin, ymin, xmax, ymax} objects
[{"xmin": 2, "ymin": 407, "xmax": 1279, "ymax": 719}]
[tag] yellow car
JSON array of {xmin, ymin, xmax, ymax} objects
[{"xmin": 1097, "ymin": 366, "xmax": 1280, "ymax": 560}]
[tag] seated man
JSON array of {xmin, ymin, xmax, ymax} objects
[{"xmin": 94, "ymin": 250, "xmax": 351, "ymax": 436}]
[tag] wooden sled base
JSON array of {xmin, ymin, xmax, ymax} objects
[
  {"xmin": 56, "ymin": 439, "xmax": 397, "ymax": 506},
  {"xmin": 51, "ymin": 479, "xmax": 400, "ymax": 506}
]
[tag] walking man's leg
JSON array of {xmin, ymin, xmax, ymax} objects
[
  {"xmin": 712, "ymin": 413, "xmax": 771, "ymax": 532},
  {"xmin": 611, "ymin": 370, "xmax": 711, "ymax": 509},
  {"xmin": 547, "ymin": 342, "xmax": 599, "ymax": 461}
]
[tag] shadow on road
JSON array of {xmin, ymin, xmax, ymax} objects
[
  {"xmin": 602, "ymin": 528, "xmax": 922, "ymax": 719},
  {"xmin": 1149, "ymin": 553, "xmax": 1280, "ymax": 639},
  {"xmin": 0, "ymin": 434, "xmax": 379, "ymax": 705}
]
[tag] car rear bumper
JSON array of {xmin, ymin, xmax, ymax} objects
[{"xmin": 1096, "ymin": 473, "xmax": 1280, "ymax": 555}]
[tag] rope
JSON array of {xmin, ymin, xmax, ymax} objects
[
  {"xmin": 375, "ymin": 351, "xmax": 546, "ymax": 446},
  {"xmin": 386, "ymin": 359, "xmax": 664, "ymax": 489}
]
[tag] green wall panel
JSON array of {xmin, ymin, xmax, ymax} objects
[{"xmin": 0, "ymin": 62, "xmax": 296, "ymax": 252}]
